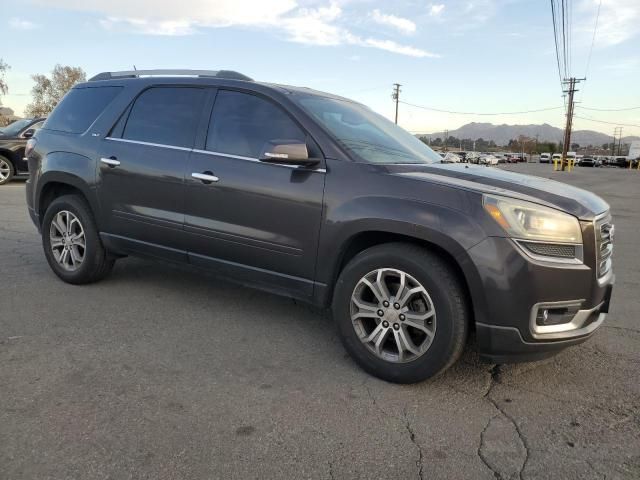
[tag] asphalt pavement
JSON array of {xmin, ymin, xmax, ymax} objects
[{"xmin": 1, "ymin": 163, "xmax": 639, "ymax": 479}]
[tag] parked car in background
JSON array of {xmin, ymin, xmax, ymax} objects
[
  {"xmin": 579, "ymin": 157, "xmax": 598, "ymax": 167},
  {"xmin": 539, "ymin": 153, "xmax": 551, "ymax": 163},
  {"xmin": 0, "ymin": 117, "xmax": 46, "ymax": 185},
  {"xmin": 441, "ymin": 152, "xmax": 462, "ymax": 163},
  {"xmin": 611, "ymin": 156, "xmax": 629, "ymax": 168},
  {"xmin": 25, "ymin": 69, "xmax": 615, "ymax": 383},
  {"xmin": 479, "ymin": 154, "xmax": 499, "ymax": 166}
]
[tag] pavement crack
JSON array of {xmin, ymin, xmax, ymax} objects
[
  {"xmin": 327, "ymin": 459, "xmax": 335, "ymax": 480},
  {"xmin": 403, "ymin": 406, "xmax": 424, "ymax": 480},
  {"xmin": 364, "ymin": 383, "xmax": 424, "ymax": 480},
  {"xmin": 479, "ymin": 364, "xmax": 530, "ymax": 480},
  {"xmin": 477, "ymin": 414, "xmax": 502, "ymax": 479}
]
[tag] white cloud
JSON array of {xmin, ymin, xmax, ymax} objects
[
  {"xmin": 370, "ymin": 9, "xmax": 416, "ymax": 34},
  {"xmin": 583, "ymin": 0, "xmax": 640, "ymax": 46},
  {"xmin": 280, "ymin": 3, "xmax": 343, "ymax": 46},
  {"xmin": 9, "ymin": 17, "xmax": 38, "ymax": 30},
  {"xmin": 32, "ymin": 0, "xmax": 437, "ymax": 58},
  {"xmin": 100, "ymin": 17, "xmax": 196, "ymax": 36},
  {"xmin": 362, "ymin": 38, "xmax": 438, "ymax": 58},
  {"xmin": 429, "ymin": 4, "xmax": 445, "ymax": 17}
]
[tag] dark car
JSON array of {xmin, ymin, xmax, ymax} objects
[
  {"xmin": 25, "ymin": 70, "xmax": 615, "ymax": 383},
  {"xmin": 579, "ymin": 157, "xmax": 598, "ymax": 167},
  {"xmin": 0, "ymin": 117, "xmax": 46, "ymax": 185}
]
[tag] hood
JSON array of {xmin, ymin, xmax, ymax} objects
[{"xmin": 388, "ymin": 163, "xmax": 609, "ymax": 220}]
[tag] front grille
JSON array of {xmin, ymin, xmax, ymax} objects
[
  {"xmin": 520, "ymin": 241, "xmax": 576, "ymax": 258},
  {"xmin": 595, "ymin": 215, "xmax": 614, "ymax": 277}
]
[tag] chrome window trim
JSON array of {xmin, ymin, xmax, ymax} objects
[
  {"xmin": 191, "ymin": 148, "xmax": 326, "ymax": 173},
  {"xmin": 103, "ymin": 138, "xmax": 326, "ymax": 172},
  {"xmin": 105, "ymin": 136, "xmax": 193, "ymax": 152},
  {"xmin": 191, "ymin": 149, "xmax": 257, "ymax": 162}
]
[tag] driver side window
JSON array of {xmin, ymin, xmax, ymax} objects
[{"xmin": 206, "ymin": 90, "xmax": 306, "ymax": 159}]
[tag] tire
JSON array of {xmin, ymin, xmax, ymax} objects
[
  {"xmin": 41, "ymin": 194, "xmax": 115, "ymax": 284},
  {"xmin": 0, "ymin": 155, "xmax": 14, "ymax": 185},
  {"xmin": 332, "ymin": 243, "xmax": 469, "ymax": 384}
]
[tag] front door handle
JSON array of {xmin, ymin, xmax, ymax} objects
[
  {"xmin": 100, "ymin": 157, "xmax": 120, "ymax": 167},
  {"xmin": 192, "ymin": 172, "xmax": 220, "ymax": 184}
]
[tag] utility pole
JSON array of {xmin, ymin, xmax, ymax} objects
[
  {"xmin": 444, "ymin": 129, "xmax": 448, "ymax": 152},
  {"xmin": 560, "ymin": 77, "xmax": 584, "ymax": 171},
  {"xmin": 392, "ymin": 83, "xmax": 401, "ymax": 124},
  {"xmin": 617, "ymin": 127, "xmax": 623, "ymax": 155}
]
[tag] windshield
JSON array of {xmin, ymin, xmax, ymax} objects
[
  {"xmin": 0, "ymin": 119, "xmax": 32, "ymax": 136},
  {"xmin": 297, "ymin": 95, "xmax": 441, "ymax": 164}
]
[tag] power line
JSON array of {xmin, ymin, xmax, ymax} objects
[
  {"xmin": 577, "ymin": 105, "xmax": 640, "ymax": 112},
  {"xmin": 398, "ymin": 100, "xmax": 563, "ymax": 115},
  {"xmin": 550, "ymin": 0, "xmax": 564, "ymax": 92},
  {"xmin": 580, "ymin": 0, "xmax": 602, "ymax": 103},
  {"xmin": 573, "ymin": 115, "xmax": 640, "ymax": 128}
]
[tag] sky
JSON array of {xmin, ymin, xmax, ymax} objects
[{"xmin": 2, "ymin": 0, "xmax": 639, "ymax": 137}]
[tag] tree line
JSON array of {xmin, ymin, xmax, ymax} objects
[
  {"xmin": 418, "ymin": 134, "xmax": 565, "ymax": 153},
  {"xmin": 0, "ymin": 59, "xmax": 86, "ymax": 125}
]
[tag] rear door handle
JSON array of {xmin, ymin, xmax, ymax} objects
[
  {"xmin": 100, "ymin": 157, "xmax": 120, "ymax": 167},
  {"xmin": 192, "ymin": 172, "xmax": 219, "ymax": 184}
]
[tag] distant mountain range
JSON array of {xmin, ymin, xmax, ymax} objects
[{"xmin": 424, "ymin": 122, "xmax": 640, "ymax": 147}]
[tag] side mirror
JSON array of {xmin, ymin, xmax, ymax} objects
[
  {"xmin": 22, "ymin": 129, "xmax": 35, "ymax": 139},
  {"xmin": 259, "ymin": 140, "xmax": 318, "ymax": 166}
]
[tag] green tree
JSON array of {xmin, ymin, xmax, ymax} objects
[{"xmin": 25, "ymin": 64, "xmax": 86, "ymax": 117}]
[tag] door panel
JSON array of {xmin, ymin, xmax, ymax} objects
[
  {"xmin": 184, "ymin": 90, "xmax": 325, "ymax": 295},
  {"xmin": 185, "ymin": 152, "xmax": 324, "ymax": 282},
  {"xmin": 96, "ymin": 86, "xmax": 207, "ymax": 258},
  {"xmin": 97, "ymin": 139, "xmax": 189, "ymax": 256}
]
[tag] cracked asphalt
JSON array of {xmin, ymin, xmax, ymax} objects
[{"xmin": 1, "ymin": 163, "xmax": 639, "ymax": 479}]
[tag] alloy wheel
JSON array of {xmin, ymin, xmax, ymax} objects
[
  {"xmin": 0, "ymin": 158, "xmax": 11, "ymax": 182},
  {"xmin": 49, "ymin": 210, "xmax": 86, "ymax": 271},
  {"xmin": 350, "ymin": 268, "xmax": 436, "ymax": 363}
]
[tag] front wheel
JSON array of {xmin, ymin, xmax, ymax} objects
[
  {"xmin": 332, "ymin": 243, "xmax": 469, "ymax": 383},
  {"xmin": 41, "ymin": 194, "xmax": 115, "ymax": 284}
]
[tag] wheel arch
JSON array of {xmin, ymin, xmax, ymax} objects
[
  {"xmin": 319, "ymin": 228, "xmax": 490, "ymax": 332},
  {"xmin": 37, "ymin": 174, "xmax": 99, "ymax": 228},
  {"xmin": 0, "ymin": 148, "xmax": 17, "ymax": 166}
]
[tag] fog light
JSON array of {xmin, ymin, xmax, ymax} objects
[{"xmin": 535, "ymin": 305, "xmax": 581, "ymax": 326}]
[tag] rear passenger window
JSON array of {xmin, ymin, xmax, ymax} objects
[
  {"xmin": 44, "ymin": 86, "xmax": 122, "ymax": 134},
  {"xmin": 123, "ymin": 87, "xmax": 205, "ymax": 148},
  {"xmin": 206, "ymin": 90, "xmax": 306, "ymax": 158}
]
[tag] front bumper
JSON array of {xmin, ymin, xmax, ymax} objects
[{"xmin": 465, "ymin": 235, "xmax": 614, "ymax": 363}]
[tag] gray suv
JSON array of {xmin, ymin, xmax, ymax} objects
[{"xmin": 25, "ymin": 70, "xmax": 614, "ymax": 383}]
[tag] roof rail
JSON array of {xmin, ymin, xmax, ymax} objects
[{"xmin": 88, "ymin": 69, "xmax": 253, "ymax": 82}]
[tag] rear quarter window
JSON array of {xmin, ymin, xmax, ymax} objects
[{"xmin": 44, "ymin": 86, "xmax": 122, "ymax": 134}]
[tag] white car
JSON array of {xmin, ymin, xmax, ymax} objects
[
  {"xmin": 539, "ymin": 153, "xmax": 551, "ymax": 163},
  {"xmin": 441, "ymin": 152, "xmax": 462, "ymax": 163},
  {"xmin": 479, "ymin": 155, "xmax": 499, "ymax": 166}
]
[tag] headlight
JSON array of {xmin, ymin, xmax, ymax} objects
[{"xmin": 483, "ymin": 195, "xmax": 582, "ymax": 243}]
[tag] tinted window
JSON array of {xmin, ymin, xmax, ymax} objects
[
  {"xmin": 206, "ymin": 90, "xmax": 306, "ymax": 158},
  {"xmin": 296, "ymin": 95, "xmax": 441, "ymax": 164},
  {"xmin": 44, "ymin": 86, "xmax": 122, "ymax": 134},
  {"xmin": 123, "ymin": 87, "xmax": 205, "ymax": 148}
]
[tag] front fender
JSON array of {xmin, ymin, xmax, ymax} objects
[{"xmin": 316, "ymin": 194, "xmax": 491, "ymax": 323}]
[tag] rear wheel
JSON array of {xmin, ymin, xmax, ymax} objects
[
  {"xmin": 333, "ymin": 243, "xmax": 469, "ymax": 383},
  {"xmin": 0, "ymin": 156, "xmax": 14, "ymax": 185},
  {"xmin": 42, "ymin": 195, "xmax": 115, "ymax": 284}
]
